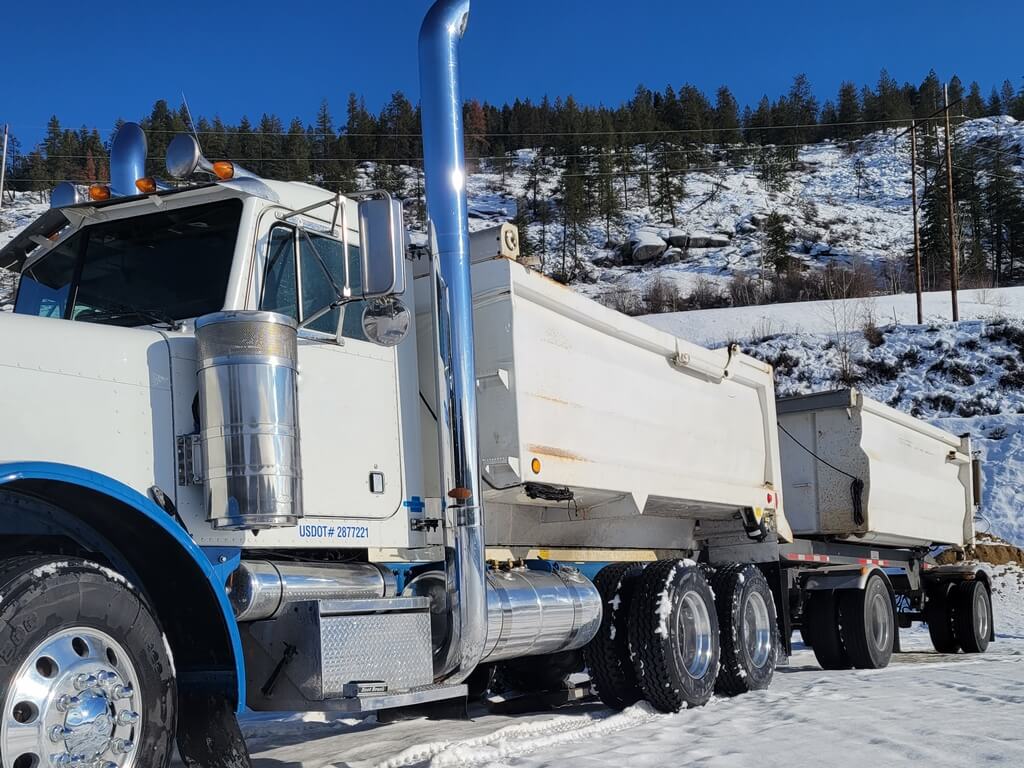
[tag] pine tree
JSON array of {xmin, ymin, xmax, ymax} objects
[
  {"xmin": 836, "ymin": 81, "xmax": 862, "ymax": 139},
  {"xmin": 596, "ymin": 147, "xmax": 623, "ymax": 243},
  {"xmin": 964, "ymin": 82, "xmax": 986, "ymax": 118},
  {"xmin": 763, "ymin": 211, "xmax": 791, "ymax": 272},
  {"xmin": 284, "ymin": 117, "xmax": 311, "ymax": 182},
  {"xmin": 713, "ymin": 86, "xmax": 742, "ymax": 145}
]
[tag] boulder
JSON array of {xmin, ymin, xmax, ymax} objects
[
  {"xmin": 659, "ymin": 227, "xmax": 690, "ymax": 248},
  {"xmin": 663, "ymin": 247, "xmax": 686, "ymax": 263},
  {"xmin": 628, "ymin": 229, "xmax": 668, "ymax": 263},
  {"xmin": 686, "ymin": 231, "xmax": 731, "ymax": 248}
]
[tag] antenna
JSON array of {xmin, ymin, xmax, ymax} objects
[{"xmin": 181, "ymin": 91, "xmax": 202, "ymax": 150}]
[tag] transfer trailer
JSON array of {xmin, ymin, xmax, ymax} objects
[{"xmin": 0, "ymin": 2, "xmax": 993, "ymax": 766}]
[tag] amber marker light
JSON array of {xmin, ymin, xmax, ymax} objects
[
  {"xmin": 212, "ymin": 161, "xmax": 235, "ymax": 180},
  {"xmin": 88, "ymin": 184, "xmax": 111, "ymax": 201},
  {"xmin": 135, "ymin": 177, "xmax": 158, "ymax": 194},
  {"xmin": 531, "ymin": 458, "xmax": 541, "ymax": 475}
]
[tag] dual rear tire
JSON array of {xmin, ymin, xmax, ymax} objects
[
  {"xmin": 804, "ymin": 573, "xmax": 895, "ymax": 670},
  {"xmin": 925, "ymin": 579, "xmax": 992, "ymax": 654},
  {"xmin": 585, "ymin": 560, "xmax": 778, "ymax": 712}
]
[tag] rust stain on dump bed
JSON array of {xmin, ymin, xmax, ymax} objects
[
  {"xmin": 529, "ymin": 392, "xmax": 576, "ymax": 407},
  {"xmin": 529, "ymin": 444, "xmax": 590, "ymax": 462}
]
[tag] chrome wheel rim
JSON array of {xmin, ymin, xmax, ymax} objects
[
  {"xmin": 743, "ymin": 591, "xmax": 774, "ymax": 669},
  {"xmin": 675, "ymin": 590, "xmax": 714, "ymax": 679},
  {"xmin": 975, "ymin": 587, "xmax": 990, "ymax": 640},
  {"xmin": 869, "ymin": 591, "xmax": 892, "ymax": 652},
  {"xmin": 2, "ymin": 627, "xmax": 142, "ymax": 768}
]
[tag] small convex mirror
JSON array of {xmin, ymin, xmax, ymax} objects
[
  {"xmin": 357, "ymin": 197, "xmax": 407, "ymax": 298},
  {"xmin": 361, "ymin": 298, "xmax": 411, "ymax": 347}
]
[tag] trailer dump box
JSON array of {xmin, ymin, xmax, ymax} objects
[
  {"xmin": 777, "ymin": 389, "xmax": 975, "ymax": 548},
  {"xmin": 415, "ymin": 257, "xmax": 790, "ymax": 543}
]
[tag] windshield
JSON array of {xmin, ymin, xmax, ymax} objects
[{"xmin": 14, "ymin": 199, "xmax": 243, "ymax": 327}]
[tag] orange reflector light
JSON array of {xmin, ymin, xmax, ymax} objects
[
  {"xmin": 531, "ymin": 458, "xmax": 541, "ymax": 475},
  {"xmin": 448, "ymin": 487, "xmax": 472, "ymax": 500},
  {"xmin": 212, "ymin": 161, "xmax": 235, "ymax": 180},
  {"xmin": 88, "ymin": 184, "xmax": 111, "ymax": 201},
  {"xmin": 135, "ymin": 177, "xmax": 158, "ymax": 194}
]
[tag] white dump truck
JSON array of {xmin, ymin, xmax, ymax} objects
[{"xmin": 0, "ymin": 2, "xmax": 992, "ymax": 766}]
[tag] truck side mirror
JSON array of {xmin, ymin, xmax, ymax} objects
[{"xmin": 357, "ymin": 197, "xmax": 407, "ymax": 299}]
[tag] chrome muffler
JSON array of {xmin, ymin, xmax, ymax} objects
[{"xmin": 228, "ymin": 560, "xmax": 396, "ymax": 621}]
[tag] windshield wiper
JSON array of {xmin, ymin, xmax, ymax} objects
[{"xmin": 77, "ymin": 302, "xmax": 183, "ymax": 331}]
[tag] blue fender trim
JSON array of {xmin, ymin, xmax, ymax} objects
[{"xmin": 0, "ymin": 461, "xmax": 245, "ymax": 708}]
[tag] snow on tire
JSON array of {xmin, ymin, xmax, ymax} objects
[
  {"xmin": 584, "ymin": 562, "xmax": 646, "ymax": 710},
  {"xmin": 709, "ymin": 564, "xmax": 778, "ymax": 696},
  {"xmin": 627, "ymin": 560, "xmax": 719, "ymax": 712}
]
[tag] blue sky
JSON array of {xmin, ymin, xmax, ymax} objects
[{"xmin": 3, "ymin": 0, "xmax": 1022, "ymax": 148}]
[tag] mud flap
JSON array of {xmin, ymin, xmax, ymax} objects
[{"xmin": 176, "ymin": 692, "xmax": 252, "ymax": 768}]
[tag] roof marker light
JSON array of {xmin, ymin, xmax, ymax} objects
[
  {"xmin": 88, "ymin": 184, "xmax": 111, "ymax": 202},
  {"xmin": 212, "ymin": 161, "xmax": 235, "ymax": 180},
  {"xmin": 135, "ymin": 177, "xmax": 158, "ymax": 194}
]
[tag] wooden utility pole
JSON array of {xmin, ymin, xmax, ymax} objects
[
  {"xmin": 0, "ymin": 124, "xmax": 8, "ymax": 213},
  {"xmin": 943, "ymin": 85, "xmax": 960, "ymax": 321},
  {"xmin": 909, "ymin": 120, "xmax": 923, "ymax": 324}
]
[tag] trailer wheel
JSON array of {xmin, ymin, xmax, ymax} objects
[
  {"xmin": 583, "ymin": 562, "xmax": 645, "ymax": 709},
  {"xmin": 803, "ymin": 591, "xmax": 850, "ymax": 670},
  {"xmin": 709, "ymin": 564, "xmax": 778, "ymax": 695},
  {"xmin": 628, "ymin": 560, "xmax": 720, "ymax": 711},
  {"xmin": 954, "ymin": 580, "xmax": 992, "ymax": 654},
  {"xmin": 838, "ymin": 574, "xmax": 895, "ymax": 669},
  {"xmin": 924, "ymin": 582, "xmax": 960, "ymax": 653},
  {"xmin": 0, "ymin": 556, "xmax": 176, "ymax": 768}
]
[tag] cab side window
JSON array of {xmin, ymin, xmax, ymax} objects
[{"xmin": 259, "ymin": 225, "xmax": 367, "ymax": 341}]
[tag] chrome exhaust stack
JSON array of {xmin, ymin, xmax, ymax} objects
[{"xmin": 418, "ymin": 0, "xmax": 487, "ymax": 684}]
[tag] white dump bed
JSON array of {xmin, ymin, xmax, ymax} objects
[
  {"xmin": 415, "ymin": 257, "xmax": 791, "ymax": 548},
  {"xmin": 777, "ymin": 389, "xmax": 975, "ymax": 548}
]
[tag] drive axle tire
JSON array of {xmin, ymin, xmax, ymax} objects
[
  {"xmin": 838, "ymin": 573, "xmax": 895, "ymax": 669},
  {"xmin": 0, "ymin": 556, "xmax": 177, "ymax": 768},
  {"xmin": 954, "ymin": 580, "xmax": 992, "ymax": 654},
  {"xmin": 628, "ymin": 560, "xmax": 720, "ymax": 711},
  {"xmin": 584, "ymin": 562, "xmax": 645, "ymax": 710},
  {"xmin": 804, "ymin": 591, "xmax": 851, "ymax": 670},
  {"xmin": 709, "ymin": 564, "xmax": 778, "ymax": 696},
  {"xmin": 924, "ymin": 582, "xmax": 960, "ymax": 653}
]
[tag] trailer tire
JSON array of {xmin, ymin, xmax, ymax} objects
[
  {"xmin": 628, "ymin": 560, "xmax": 720, "ymax": 711},
  {"xmin": 584, "ymin": 562, "xmax": 645, "ymax": 710},
  {"xmin": 924, "ymin": 582, "xmax": 960, "ymax": 653},
  {"xmin": 0, "ymin": 556, "xmax": 176, "ymax": 768},
  {"xmin": 838, "ymin": 574, "xmax": 894, "ymax": 669},
  {"xmin": 954, "ymin": 580, "xmax": 992, "ymax": 654},
  {"xmin": 803, "ymin": 591, "xmax": 850, "ymax": 670},
  {"xmin": 709, "ymin": 564, "xmax": 778, "ymax": 696}
]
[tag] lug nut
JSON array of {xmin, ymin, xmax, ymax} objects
[
  {"xmin": 116, "ymin": 710, "xmax": 139, "ymax": 726},
  {"xmin": 112, "ymin": 683, "xmax": 134, "ymax": 700},
  {"xmin": 96, "ymin": 671, "xmax": 118, "ymax": 685},
  {"xmin": 112, "ymin": 738, "xmax": 134, "ymax": 754},
  {"xmin": 49, "ymin": 724, "xmax": 72, "ymax": 742},
  {"xmin": 73, "ymin": 673, "xmax": 98, "ymax": 691},
  {"xmin": 56, "ymin": 694, "xmax": 80, "ymax": 712}
]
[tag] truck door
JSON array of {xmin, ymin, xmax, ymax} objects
[{"xmin": 257, "ymin": 221, "xmax": 405, "ymax": 522}]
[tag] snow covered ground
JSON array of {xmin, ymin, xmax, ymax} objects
[{"xmin": 191, "ymin": 565, "xmax": 1024, "ymax": 768}]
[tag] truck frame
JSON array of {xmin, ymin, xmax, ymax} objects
[{"xmin": 0, "ymin": 2, "xmax": 993, "ymax": 767}]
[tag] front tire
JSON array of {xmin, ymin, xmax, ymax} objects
[
  {"xmin": 709, "ymin": 564, "xmax": 778, "ymax": 695},
  {"xmin": 0, "ymin": 556, "xmax": 176, "ymax": 768},
  {"xmin": 628, "ymin": 561, "xmax": 720, "ymax": 711}
]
